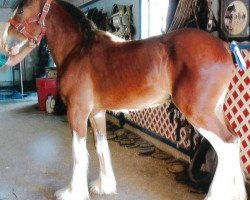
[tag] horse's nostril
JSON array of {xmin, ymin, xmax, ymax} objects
[{"xmin": 5, "ymin": 39, "xmax": 19, "ymax": 51}]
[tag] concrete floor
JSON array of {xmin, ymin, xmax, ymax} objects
[{"xmin": 0, "ymin": 101, "xmax": 205, "ymax": 200}]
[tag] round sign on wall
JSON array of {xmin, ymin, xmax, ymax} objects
[
  {"xmin": 224, "ymin": 1, "xmax": 248, "ymax": 35},
  {"xmin": 221, "ymin": 0, "xmax": 249, "ymax": 40}
]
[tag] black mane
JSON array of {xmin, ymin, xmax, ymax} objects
[{"xmin": 57, "ymin": 0, "xmax": 97, "ymax": 45}]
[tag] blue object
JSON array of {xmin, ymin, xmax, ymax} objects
[
  {"xmin": 230, "ymin": 41, "xmax": 246, "ymax": 71},
  {"xmin": 0, "ymin": 53, "xmax": 8, "ymax": 67},
  {"xmin": 0, "ymin": 88, "xmax": 37, "ymax": 101}
]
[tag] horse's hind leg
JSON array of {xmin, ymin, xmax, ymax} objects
[
  {"xmin": 89, "ymin": 111, "xmax": 116, "ymax": 195},
  {"xmin": 55, "ymin": 103, "xmax": 91, "ymax": 200},
  {"xmin": 196, "ymin": 106, "xmax": 247, "ymax": 200},
  {"xmin": 199, "ymin": 126, "xmax": 246, "ymax": 200}
]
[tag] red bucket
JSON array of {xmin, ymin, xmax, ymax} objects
[{"xmin": 36, "ymin": 78, "xmax": 57, "ymax": 111}]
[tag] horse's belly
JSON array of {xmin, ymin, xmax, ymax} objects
[
  {"xmin": 110, "ymin": 94, "xmax": 171, "ymax": 113},
  {"xmin": 99, "ymin": 88, "xmax": 170, "ymax": 112}
]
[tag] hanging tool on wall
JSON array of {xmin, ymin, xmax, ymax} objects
[
  {"xmin": 108, "ymin": 4, "xmax": 135, "ymax": 40},
  {"xmin": 166, "ymin": 0, "xmax": 222, "ymax": 35},
  {"xmin": 206, "ymin": 0, "xmax": 213, "ymax": 31},
  {"xmin": 86, "ymin": 7, "xmax": 108, "ymax": 31}
]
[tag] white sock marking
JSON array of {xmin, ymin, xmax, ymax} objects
[
  {"xmin": 90, "ymin": 134, "xmax": 116, "ymax": 194},
  {"xmin": 198, "ymin": 128, "xmax": 247, "ymax": 200},
  {"xmin": 55, "ymin": 131, "xmax": 89, "ymax": 200}
]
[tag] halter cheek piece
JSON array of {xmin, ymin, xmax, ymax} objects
[{"xmin": 8, "ymin": 0, "xmax": 53, "ymax": 45}]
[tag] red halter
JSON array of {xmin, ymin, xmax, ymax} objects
[{"xmin": 8, "ymin": 0, "xmax": 53, "ymax": 45}]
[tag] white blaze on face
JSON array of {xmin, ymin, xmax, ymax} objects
[
  {"xmin": 3, "ymin": 8, "xmax": 17, "ymax": 44},
  {"xmin": 2, "ymin": 8, "xmax": 27, "ymax": 51},
  {"xmin": 3, "ymin": 23, "xmax": 10, "ymax": 48}
]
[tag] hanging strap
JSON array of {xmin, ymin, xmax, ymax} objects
[{"xmin": 38, "ymin": 0, "xmax": 53, "ymax": 25}]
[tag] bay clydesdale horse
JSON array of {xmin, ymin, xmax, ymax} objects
[{"xmin": 3, "ymin": 0, "xmax": 247, "ymax": 199}]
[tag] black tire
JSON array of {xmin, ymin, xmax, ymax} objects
[{"xmin": 188, "ymin": 138, "xmax": 218, "ymax": 190}]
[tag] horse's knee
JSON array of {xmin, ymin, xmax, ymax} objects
[
  {"xmin": 90, "ymin": 111, "xmax": 106, "ymax": 130},
  {"xmin": 67, "ymin": 105, "xmax": 91, "ymax": 138}
]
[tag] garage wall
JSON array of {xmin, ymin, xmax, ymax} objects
[
  {"xmin": 72, "ymin": 0, "xmax": 85, "ymax": 6},
  {"xmin": 81, "ymin": 0, "xmax": 221, "ymax": 40},
  {"xmin": 0, "ymin": 8, "xmax": 12, "ymax": 22},
  {"xmin": 80, "ymin": 0, "xmax": 140, "ymax": 39}
]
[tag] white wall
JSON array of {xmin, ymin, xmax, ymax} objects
[
  {"xmin": 141, "ymin": 0, "xmax": 169, "ymax": 39},
  {"xmin": 65, "ymin": 0, "xmax": 85, "ymax": 6},
  {"xmin": 0, "ymin": 8, "xmax": 12, "ymax": 22},
  {"xmin": 80, "ymin": 0, "xmax": 140, "ymax": 39}
]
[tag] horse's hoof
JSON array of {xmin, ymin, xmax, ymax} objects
[
  {"xmin": 90, "ymin": 178, "xmax": 116, "ymax": 195},
  {"xmin": 55, "ymin": 187, "xmax": 89, "ymax": 200}
]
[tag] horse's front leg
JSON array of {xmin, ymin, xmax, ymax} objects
[
  {"xmin": 55, "ymin": 104, "xmax": 91, "ymax": 200},
  {"xmin": 89, "ymin": 111, "xmax": 117, "ymax": 195}
]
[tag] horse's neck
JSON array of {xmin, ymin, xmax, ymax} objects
[{"xmin": 45, "ymin": 2, "xmax": 82, "ymax": 70}]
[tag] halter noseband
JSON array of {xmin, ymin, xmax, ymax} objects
[{"xmin": 8, "ymin": 0, "xmax": 53, "ymax": 45}]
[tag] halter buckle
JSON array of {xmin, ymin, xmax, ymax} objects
[{"xmin": 16, "ymin": 23, "xmax": 25, "ymax": 33}]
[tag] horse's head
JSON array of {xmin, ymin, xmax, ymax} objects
[{"xmin": 3, "ymin": 0, "xmax": 51, "ymax": 51}]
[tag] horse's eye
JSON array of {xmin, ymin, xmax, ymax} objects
[{"xmin": 17, "ymin": 8, "xmax": 24, "ymax": 15}]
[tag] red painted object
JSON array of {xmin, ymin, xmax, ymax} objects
[{"xmin": 36, "ymin": 78, "xmax": 57, "ymax": 111}]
